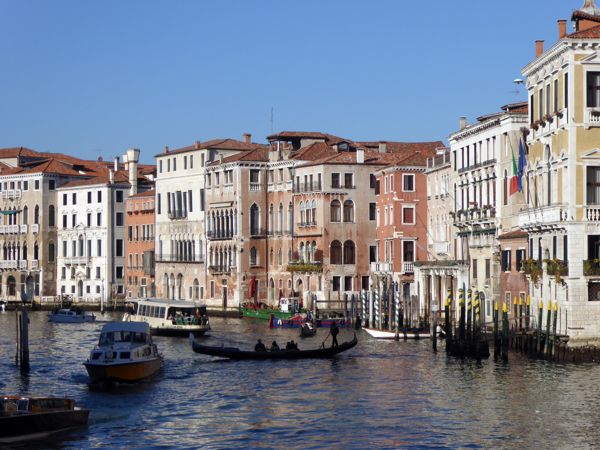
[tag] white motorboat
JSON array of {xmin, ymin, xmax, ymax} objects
[
  {"xmin": 48, "ymin": 308, "xmax": 95, "ymax": 323},
  {"xmin": 363, "ymin": 327, "xmax": 431, "ymax": 339},
  {"xmin": 123, "ymin": 298, "xmax": 210, "ymax": 336},
  {"xmin": 84, "ymin": 321, "xmax": 162, "ymax": 383}
]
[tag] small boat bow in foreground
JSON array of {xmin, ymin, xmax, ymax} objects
[
  {"xmin": 190, "ymin": 333, "xmax": 358, "ymax": 360},
  {"xmin": 0, "ymin": 396, "xmax": 89, "ymax": 444}
]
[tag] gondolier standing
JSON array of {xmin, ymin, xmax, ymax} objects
[{"xmin": 330, "ymin": 322, "xmax": 340, "ymax": 347}]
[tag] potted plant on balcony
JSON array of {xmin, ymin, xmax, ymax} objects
[
  {"xmin": 544, "ymin": 258, "xmax": 567, "ymax": 285},
  {"xmin": 584, "ymin": 259, "xmax": 600, "ymax": 276},
  {"xmin": 544, "ymin": 113, "xmax": 554, "ymax": 124},
  {"xmin": 557, "ymin": 110, "xmax": 564, "ymax": 119},
  {"xmin": 531, "ymin": 121, "xmax": 539, "ymax": 131},
  {"xmin": 521, "ymin": 258, "xmax": 542, "ymax": 284}
]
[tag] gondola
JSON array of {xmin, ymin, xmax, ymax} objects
[{"xmin": 189, "ymin": 333, "xmax": 357, "ymax": 360}]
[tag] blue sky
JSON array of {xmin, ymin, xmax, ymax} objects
[{"xmin": 0, "ymin": 0, "xmax": 575, "ymax": 163}]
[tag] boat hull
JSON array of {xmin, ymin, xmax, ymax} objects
[
  {"xmin": 84, "ymin": 358, "xmax": 162, "ymax": 383},
  {"xmin": 240, "ymin": 307, "xmax": 296, "ymax": 320},
  {"xmin": 48, "ymin": 315, "xmax": 95, "ymax": 323},
  {"xmin": 190, "ymin": 334, "xmax": 357, "ymax": 360},
  {"xmin": 151, "ymin": 325, "xmax": 210, "ymax": 337},
  {"xmin": 363, "ymin": 328, "xmax": 431, "ymax": 339},
  {"xmin": 0, "ymin": 409, "xmax": 89, "ymax": 443}
]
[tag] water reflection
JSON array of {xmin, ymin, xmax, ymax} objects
[{"xmin": 1, "ymin": 311, "xmax": 600, "ymax": 448}]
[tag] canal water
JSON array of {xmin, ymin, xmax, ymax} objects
[{"xmin": 1, "ymin": 311, "xmax": 600, "ymax": 449}]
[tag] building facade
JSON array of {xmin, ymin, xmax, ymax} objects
[{"xmin": 125, "ymin": 190, "xmax": 156, "ymax": 298}]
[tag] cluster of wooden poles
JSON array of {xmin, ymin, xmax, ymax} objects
[
  {"xmin": 443, "ymin": 287, "xmax": 490, "ymax": 358},
  {"xmin": 493, "ymin": 297, "xmax": 565, "ymax": 362}
]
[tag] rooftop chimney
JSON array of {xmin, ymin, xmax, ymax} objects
[
  {"xmin": 378, "ymin": 141, "xmax": 387, "ymax": 153},
  {"xmin": 164, "ymin": 146, "xmax": 169, "ymax": 154},
  {"xmin": 243, "ymin": 133, "xmax": 252, "ymax": 144},
  {"xmin": 126, "ymin": 148, "xmax": 141, "ymax": 196},
  {"xmin": 194, "ymin": 141, "xmax": 201, "ymax": 150},
  {"xmin": 109, "ymin": 169, "xmax": 114, "ymax": 184},
  {"xmin": 114, "ymin": 156, "xmax": 120, "ymax": 172},
  {"xmin": 356, "ymin": 149, "xmax": 365, "ymax": 164},
  {"xmin": 459, "ymin": 116, "xmax": 467, "ymax": 130},
  {"xmin": 558, "ymin": 19, "xmax": 567, "ymax": 39},
  {"xmin": 536, "ymin": 40, "xmax": 544, "ymax": 58}
]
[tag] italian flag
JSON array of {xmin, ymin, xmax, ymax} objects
[{"xmin": 510, "ymin": 149, "xmax": 519, "ymax": 195}]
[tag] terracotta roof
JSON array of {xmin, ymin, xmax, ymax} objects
[
  {"xmin": 572, "ymin": 9, "xmax": 600, "ymax": 23},
  {"xmin": 568, "ymin": 23, "xmax": 600, "ymax": 38},
  {"xmin": 129, "ymin": 189, "xmax": 155, "ymax": 199},
  {"xmin": 498, "ymin": 230, "xmax": 529, "ymax": 240},
  {"xmin": 156, "ymin": 139, "xmax": 264, "ymax": 157},
  {"xmin": 356, "ymin": 141, "xmax": 444, "ymax": 156},
  {"xmin": 210, "ymin": 147, "xmax": 270, "ymax": 165},
  {"xmin": 267, "ymin": 131, "xmax": 348, "ymax": 144},
  {"xmin": 298, "ymin": 149, "xmax": 392, "ymax": 168},
  {"xmin": 291, "ymin": 142, "xmax": 338, "ymax": 161}
]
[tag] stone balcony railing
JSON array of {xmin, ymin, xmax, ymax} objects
[
  {"xmin": 0, "ymin": 190, "xmax": 22, "ymax": 200},
  {"xmin": 64, "ymin": 256, "xmax": 88, "ymax": 265},
  {"xmin": 518, "ymin": 205, "xmax": 567, "ymax": 229},
  {"xmin": 402, "ymin": 262, "xmax": 414, "ymax": 274},
  {"xmin": 370, "ymin": 262, "xmax": 394, "ymax": 273}
]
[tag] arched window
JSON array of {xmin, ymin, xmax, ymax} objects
[
  {"xmin": 343, "ymin": 200, "xmax": 354, "ymax": 222},
  {"xmin": 48, "ymin": 205, "xmax": 55, "ymax": 227},
  {"xmin": 299, "ymin": 202, "xmax": 305, "ymax": 224},
  {"xmin": 34, "ymin": 242, "xmax": 39, "ymax": 260},
  {"xmin": 34, "ymin": 205, "xmax": 39, "ymax": 225},
  {"xmin": 312, "ymin": 241, "xmax": 318, "ymax": 262},
  {"xmin": 270, "ymin": 248, "xmax": 274, "ymax": 266},
  {"xmin": 311, "ymin": 200, "xmax": 317, "ymax": 225},
  {"xmin": 331, "ymin": 240, "xmax": 342, "ymax": 264},
  {"xmin": 23, "ymin": 243, "xmax": 27, "ymax": 260},
  {"xmin": 250, "ymin": 204, "xmax": 260, "ymax": 235},
  {"xmin": 330, "ymin": 200, "xmax": 341, "ymax": 222},
  {"xmin": 343, "ymin": 240, "xmax": 356, "ymax": 264},
  {"xmin": 287, "ymin": 202, "xmax": 293, "ymax": 234},
  {"xmin": 299, "ymin": 242, "xmax": 305, "ymax": 262},
  {"xmin": 278, "ymin": 203, "xmax": 283, "ymax": 234},
  {"xmin": 48, "ymin": 242, "xmax": 55, "ymax": 262},
  {"xmin": 287, "ymin": 248, "xmax": 292, "ymax": 263},
  {"xmin": 269, "ymin": 204, "xmax": 274, "ymax": 234},
  {"xmin": 250, "ymin": 247, "xmax": 258, "ymax": 266},
  {"xmin": 193, "ymin": 279, "xmax": 199, "ymax": 300},
  {"xmin": 278, "ymin": 248, "xmax": 282, "ymax": 265},
  {"xmin": 22, "ymin": 206, "xmax": 28, "ymax": 225}
]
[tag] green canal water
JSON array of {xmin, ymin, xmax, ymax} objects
[{"xmin": 1, "ymin": 311, "xmax": 599, "ymax": 449}]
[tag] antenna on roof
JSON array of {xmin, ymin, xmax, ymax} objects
[{"xmin": 270, "ymin": 107, "xmax": 274, "ymax": 133}]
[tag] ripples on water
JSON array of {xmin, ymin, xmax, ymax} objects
[{"xmin": 1, "ymin": 311, "xmax": 600, "ymax": 449}]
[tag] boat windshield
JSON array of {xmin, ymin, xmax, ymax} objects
[{"xmin": 99, "ymin": 331, "xmax": 149, "ymax": 345}]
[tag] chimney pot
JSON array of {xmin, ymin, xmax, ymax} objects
[
  {"xmin": 194, "ymin": 141, "xmax": 201, "ymax": 150},
  {"xmin": 164, "ymin": 146, "xmax": 169, "ymax": 154},
  {"xmin": 114, "ymin": 156, "xmax": 120, "ymax": 172},
  {"xmin": 558, "ymin": 20, "xmax": 567, "ymax": 39},
  {"xmin": 535, "ymin": 40, "xmax": 544, "ymax": 58},
  {"xmin": 460, "ymin": 116, "xmax": 467, "ymax": 130},
  {"xmin": 243, "ymin": 133, "xmax": 252, "ymax": 144},
  {"xmin": 109, "ymin": 169, "xmax": 114, "ymax": 184}
]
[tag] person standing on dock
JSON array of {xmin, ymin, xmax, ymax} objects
[{"xmin": 330, "ymin": 322, "xmax": 339, "ymax": 347}]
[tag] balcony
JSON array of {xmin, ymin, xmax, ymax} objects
[
  {"xmin": 31, "ymin": 224, "xmax": 39, "ymax": 234},
  {"xmin": 371, "ymin": 262, "xmax": 394, "ymax": 273},
  {"xmin": 457, "ymin": 158, "xmax": 497, "ymax": 174},
  {"xmin": 402, "ymin": 262, "xmax": 414, "ymax": 274},
  {"xmin": 545, "ymin": 258, "xmax": 569, "ymax": 281},
  {"xmin": 19, "ymin": 224, "xmax": 27, "ymax": 233},
  {"xmin": 64, "ymin": 256, "xmax": 88, "ymax": 265},
  {"xmin": 521, "ymin": 258, "xmax": 542, "ymax": 283},
  {"xmin": 0, "ymin": 190, "xmax": 22, "ymax": 200},
  {"xmin": 206, "ymin": 230, "xmax": 234, "ymax": 241},
  {"xmin": 250, "ymin": 228, "xmax": 267, "ymax": 238},
  {"xmin": 18, "ymin": 260, "xmax": 27, "ymax": 269},
  {"xmin": 249, "ymin": 182, "xmax": 261, "ymax": 191},
  {"xmin": 168, "ymin": 209, "xmax": 187, "ymax": 220},
  {"xmin": 0, "ymin": 260, "xmax": 17, "ymax": 270},
  {"xmin": 518, "ymin": 205, "xmax": 567, "ymax": 229},
  {"xmin": 297, "ymin": 220, "xmax": 317, "ymax": 228},
  {"xmin": 585, "ymin": 259, "xmax": 600, "ymax": 277},
  {"xmin": 585, "ymin": 108, "xmax": 600, "ymax": 128},
  {"xmin": 286, "ymin": 261, "xmax": 323, "ymax": 273},
  {"xmin": 0, "ymin": 225, "xmax": 20, "ymax": 234},
  {"xmin": 208, "ymin": 265, "xmax": 231, "ymax": 275},
  {"xmin": 432, "ymin": 242, "xmax": 450, "ymax": 255},
  {"xmin": 294, "ymin": 182, "xmax": 322, "ymax": 193},
  {"xmin": 285, "ymin": 180, "xmax": 293, "ymax": 191},
  {"xmin": 155, "ymin": 255, "xmax": 204, "ymax": 264},
  {"xmin": 267, "ymin": 182, "xmax": 275, "ymax": 192}
]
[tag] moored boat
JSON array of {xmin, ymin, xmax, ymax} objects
[
  {"xmin": 0, "ymin": 396, "xmax": 89, "ymax": 444},
  {"xmin": 123, "ymin": 298, "xmax": 210, "ymax": 336},
  {"xmin": 190, "ymin": 333, "xmax": 357, "ymax": 360},
  {"xmin": 48, "ymin": 308, "xmax": 95, "ymax": 323},
  {"xmin": 300, "ymin": 323, "xmax": 317, "ymax": 338},
  {"xmin": 363, "ymin": 327, "xmax": 431, "ymax": 339},
  {"xmin": 84, "ymin": 322, "xmax": 162, "ymax": 383}
]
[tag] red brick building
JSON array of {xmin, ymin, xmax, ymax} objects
[{"xmin": 125, "ymin": 190, "xmax": 155, "ymax": 298}]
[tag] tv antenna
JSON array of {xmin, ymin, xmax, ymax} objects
[{"xmin": 509, "ymin": 78, "xmax": 524, "ymax": 96}]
